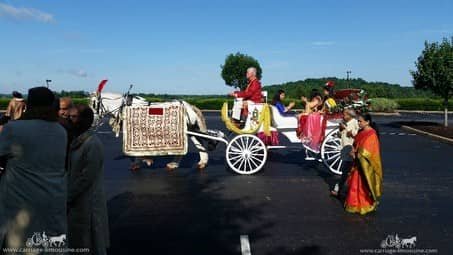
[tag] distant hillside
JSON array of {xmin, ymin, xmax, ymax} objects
[
  {"xmin": 1, "ymin": 77, "xmax": 433, "ymax": 100},
  {"xmin": 264, "ymin": 77, "xmax": 434, "ymax": 99}
]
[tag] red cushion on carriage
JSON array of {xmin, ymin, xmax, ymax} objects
[
  {"xmin": 333, "ymin": 89, "xmax": 362, "ymax": 101},
  {"xmin": 149, "ymin": 108, "xmax": 164, "ymax": 115}
]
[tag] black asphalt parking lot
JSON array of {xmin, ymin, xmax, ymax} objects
[{"xmin": 100, "ymin": 112, "xmax": 453, "ymax": 255}]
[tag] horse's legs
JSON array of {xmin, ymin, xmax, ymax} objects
[
  {"xmin": 130, "ymin": 157, "xmax": 142, "ymax": 171},
  {"xmin": 130, "ymin": 157, "xmax": 154, "ymax": 171},
  {"xmin": 166, "ymin": 136, "xmax": 208, "ymax": 170},
  {"xmin": 142, "ymin": 158, "xmax": 154, "ymax": 166},
  {"xmin": 190, "ymin": 136, "xmax": 208, "ymax": 169},
  {"xmin": 166, "ymin": 156, "xmax": 182, "ymax": 170}
]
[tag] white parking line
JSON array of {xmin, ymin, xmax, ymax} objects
[
  {"xmin": 96, "ymin": 131, "xmax": 113, "ymax": 134},
  {"xmin": 380, "ymin": 132, "xmax": 417, "ymax": 136},
  {"xmin": 240, "ymin": 235, "xmax": 251, "ymax": 255}
]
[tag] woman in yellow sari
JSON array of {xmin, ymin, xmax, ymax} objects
[{"xmin": 345, "ymin": 113, "xmax": 383, "ymax": 215}]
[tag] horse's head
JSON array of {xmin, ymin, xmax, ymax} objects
[
  {"xmin": 90, "ymin": 91, "xmax": 124, "ymax": 129},
  {"xmin": 94, "ymin": 92, "xmax": 125, "ymax": 115},
  {"xmin": 89, "ymin": 92, "xmax": 100, "ymax": 114}
]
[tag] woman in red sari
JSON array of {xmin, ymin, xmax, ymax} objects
[{"xmin": 345, "ymin": 113, "xmax": 383, "ymax": 215}]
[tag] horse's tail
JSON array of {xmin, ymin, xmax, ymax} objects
[{"xmin": 190, "ymin": 104, "xmax": 207, "ymax": 133}]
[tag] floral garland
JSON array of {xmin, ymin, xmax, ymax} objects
[{"xmin": 221, "ymin": 102, "xmax": 271, "ymax": 136}]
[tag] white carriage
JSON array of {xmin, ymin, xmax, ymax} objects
[
  {"xmin": 220, "ymin": 89, "xmax": 369, "ymax": 175},
  {"xmin": 219, "ymin": 100, "xmax": 342, "ymax": 175}
]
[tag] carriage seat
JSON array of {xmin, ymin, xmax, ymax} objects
[{"xmin": 270, "ymin": 105, "xmax": 298, "ymax": 129}]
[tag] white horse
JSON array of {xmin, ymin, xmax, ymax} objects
[
  {"xmin": 89, "ymin": 92, "xmax": 216, "ymax": 170},
  {"xmin": 49, "ymin": 234, "xmax": 66, "ymax": 247},
  {"xmin": 401, "ymin": 236, "xmax": 416, "ymax": 248}
]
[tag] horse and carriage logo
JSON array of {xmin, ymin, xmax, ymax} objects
[
  {"xmin": 25, "ymin": 232, "xmax": 66, "ymax": 248},
  {"xmin": 380, "ymin": 234, "xmax": 417, "ymax": 249}
]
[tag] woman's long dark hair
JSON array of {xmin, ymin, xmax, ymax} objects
[
  {"xmin": 271, "ymin": 89, "xmax": 285, "ymax": 105},
  {"xmin": 360, "ymin": 113, "xmax": 380, "ymax": 139}
]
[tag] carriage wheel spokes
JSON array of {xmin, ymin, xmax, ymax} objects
[
  {"xmin": 226, "ymin": 134, "xmax": 267, "ymax": 175},
  {"xmin": 321, "ymin": 129, "xmax": 344, "ymax": 175}
]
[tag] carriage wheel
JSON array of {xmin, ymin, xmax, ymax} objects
[
  {"xmin": 321, "ymin": 128, "xmax": 343, "ymax": 175},
  {"xmin": 226, "ymin": 134, "xmax": 267, "ymax": 175},
  {"xmin": 26, "ymin": 239, "xmax": 33, "ymax": 247}
]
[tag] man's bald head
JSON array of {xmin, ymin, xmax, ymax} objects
[
  {"xmin": 59, "ymin": 97, "xmax": 73, "ymax": 119},
  {"xmin": 246, "ymin": 67, "xmax": 257, "ymax": 80}
]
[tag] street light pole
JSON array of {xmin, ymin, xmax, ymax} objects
[
  {"xmin": 346, "ymin": 71, "xmax": 351, "ymax": 88},
  {"xmin": 46, "ymin": 79, "xmax": 52, "ymax": 88}
]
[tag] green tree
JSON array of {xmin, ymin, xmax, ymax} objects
[
  {"xmin": 57, "ymin": 90, "xmax": 89, "ymax": 98},
  {"xmin": 221, "ymin": 52, "xmax": 262, "ymax": 90},
  {"xmin": 411, "ymin": 37, "xmax": 453, "ymax": 127}
]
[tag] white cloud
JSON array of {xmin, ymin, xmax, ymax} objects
[
  {"xmin": 67, "ymin": 69, "xmax": 88, "ymax": 78},
  {"xmin": 0, "ymin": 3, "xmax": 54, "ymax": 23},
  {"xmin": 311, "ymin": 41, "xmax": 336, "ymax": 46},
  {"xmin": 71, "ymin": 69, "xmax": 88, "ymax": 78}
]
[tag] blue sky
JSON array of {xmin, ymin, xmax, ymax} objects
[{"xmin": 0, "ymin": 0, "xmax": 451, "ymax": 94}]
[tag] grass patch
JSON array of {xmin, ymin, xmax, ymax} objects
[
  {"xmin": 369, "ymin": 98, "xmax": 399, "ymax": 112},
  {"xmin": 395, "ymin": 98, "xmax": 453, "ymax": 111}
]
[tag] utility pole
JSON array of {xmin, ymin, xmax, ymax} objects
[
  {"xmin": 346, "ymin": 71, "xmax": 351, "ymax": 88},
  {"xmin": 46, "ymin": 79, "xmax": 52, "ymax": 88}
]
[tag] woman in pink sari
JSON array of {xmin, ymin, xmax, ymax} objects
[{"xmin": 298, "ymin": 90, "xmax": 324, "ymax": 151}]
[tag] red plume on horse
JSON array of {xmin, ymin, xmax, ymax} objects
[{"xmin": 96, "ymin": 79, "xmax": 108, "ymax": 94}]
